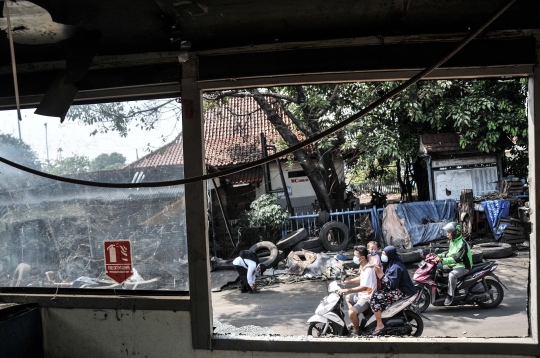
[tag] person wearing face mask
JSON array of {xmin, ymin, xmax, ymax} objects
[
  {"xmin": 367, "ymin": 246, "xmax": 417, "ymax": 335},
  {"xmin": 433, "ymin": 222, "xmax": 472, "ymax": 305},
  {"xmin": 367, "ymin": 240, "xmax": 382, "ymax": 269},
  {"xmin": 337, "ymin": 246, "xmax": 377, "ymax": 336}
]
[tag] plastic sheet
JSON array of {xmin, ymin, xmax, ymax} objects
[{"xmin": 394, "ymin": 199, "xmax": 457, "ymax": 246}]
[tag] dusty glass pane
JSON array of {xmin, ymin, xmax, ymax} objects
[{"xmin": 0, "ymin": 100, "xmax": 188, "ymax": 291}]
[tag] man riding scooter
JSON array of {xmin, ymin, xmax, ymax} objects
[
  {"xmin": 337, "ymin": 246, "xmax": 377, "ymax": 336},
  {"xmin": 434, "ymin": 222, "xmax": 473, "ymax": 305}
]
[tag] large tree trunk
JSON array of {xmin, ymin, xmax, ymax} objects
[{"xmin": 252, "ymin": 94, "xmax": 337, "ymax": 211}]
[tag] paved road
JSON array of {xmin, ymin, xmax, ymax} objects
[{"xmin": 211, "ymin": 250, "xmax": 529, "ymax": 337}]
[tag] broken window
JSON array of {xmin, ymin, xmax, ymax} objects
[{"xmin": 0, "ymin": 99, "xmax": 188, "ymax": 292}]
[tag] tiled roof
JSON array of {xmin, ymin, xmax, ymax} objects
[
  {"xmin": 129, "ymin": 96, "xmax": 300, "ymax": 169},
  {"xmin": 225, "ymin": 167, "xmax": 263, "ymax": 185},
  {"xmin": 419, "ymin": 133, "xmax": 475, "ymax": 154}
]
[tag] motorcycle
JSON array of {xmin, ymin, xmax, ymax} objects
[
  {"xmin": 370, "ymin": 190, "xmax": 387, "ymax": 207},
  {"xmin": 412, "ymin": 252, "xmax": 507, "ymax": 313},
  {"xmin": 307, "ymin": 274, "xmax": 425, "ymax": 337}
]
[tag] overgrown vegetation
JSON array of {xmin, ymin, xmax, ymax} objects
[{"xmin": 239, "ymin": 194, "xmax": 288, "ymax": 243}]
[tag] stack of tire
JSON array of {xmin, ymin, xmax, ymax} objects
[{"xmin": 248, "ymin": 221, "xmax": 351, "ymax": 269}]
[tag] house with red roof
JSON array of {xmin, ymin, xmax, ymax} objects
[{"xmin": 127, "ymin": 96, "xmax": 336, "ymax": 218}]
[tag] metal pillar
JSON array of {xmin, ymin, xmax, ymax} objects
[
  {"xmin": 527, "ymin": 56, "xmax": 539, "ymax": 346},
  {"xmin": 182, "ymin": 59, "xmax": 212, "ymax": 350}
]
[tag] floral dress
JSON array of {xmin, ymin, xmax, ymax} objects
[{"xmin": 369, "ymin": 275, "xmax": 406, "ymax": 312}]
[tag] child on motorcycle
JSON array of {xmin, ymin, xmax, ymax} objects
[{"xmin": 367, "ymin": 241, "xmax": 382, "ymax": 269}]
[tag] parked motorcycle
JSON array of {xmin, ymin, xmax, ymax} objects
[
  {"xmin": 370, "ymin": 190, "xmax": 387, "ymax": 207},
  {"xmin": 307, "ymin": 274, "xmax": 425, "ymax": 337},
  {"xmin": 413, "ymin": 252, "xmax": 507, "ymax": 313}
]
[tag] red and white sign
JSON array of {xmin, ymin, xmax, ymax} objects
[
  {"xmin": 291, "ymin": 178, "xmax": 309, "ymax": 183},
  {"xmin": 104, "ymin": 240, "xmax": 133, "ymax": 284}
]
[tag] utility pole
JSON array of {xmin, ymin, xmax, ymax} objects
[{"xmin": 44, "ymin": 123, "xmax": 50, "ymax": 165}]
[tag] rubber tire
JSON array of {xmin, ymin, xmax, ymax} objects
[
  {"xmin": 276, "ymin": 229, "xmax": 308, "ymax": 250},
  {"xmin": 249, "ymin": 241, "xmax": 280, "ymax": 268},
  {"xmin": 292, "ymin": 237, "xmax": 321, "ymax": 250},
  {"xmin": 318, "ymin": 210, "xmax": 330, "ymax": 226},
  {"xmin": 477, "ymin": 278, "xmax": 504, "ymax": 309},
  {"xmin": 471, "ymin": 249, "xmax": 483, "ymax": 264},
  {"xmin": 319, "ymin": 221, "xmax": 349, "ymax": 252},
  {"xmin": 398, "ymin": 249, "xmax": 423, "ymax": 263},
  {"xmin": 474, "ymin": 243, "xmax": 514, "ymax": 259},
  {"xmin": 404, "ymin": 310, "xmax": 424, "ymax": 337},
  {"xmin": 413, "ymin": 287, "xmax": 431, "ymax": 313},
  {"xmin": 307, "ymin": 321, "xmax": 342, "ymax": 337}
]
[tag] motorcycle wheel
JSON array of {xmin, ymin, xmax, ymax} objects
[
  {"xmin": 413, "ymin": 287, "xmax": 431, "ymax": 313},
  {"xmin": 404, "ymin": 310, "xmax": 424, "ymax": 337},
  {"xmin": 307, "ymin": 322, "xmax": 342, "ymax": 337},
  {"xmin": 477, "ymin": 278, "xmax": 504, "ymax": 309}
]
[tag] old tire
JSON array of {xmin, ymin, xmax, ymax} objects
[
  {"xmin": 292, "ymin": 237, "xmax": 321, "ymax": 251},
  {"xmin": 276, "ymin": 229, "xmax": 308, "ymax": 250},
  {"xmin": 249, "ymin": 241, "xmax": 280, "ymax": 268},
  {"xmin": 398, "ymin": 249, "xmax": 423, "ymax": 263},
  {"xmin": 319, "ymin": 221, "xmax": 349, "ymax": 252},
  {"xmin": 474, "ymin": 243, "xmax": 514, "ymax": 259},
  {"xmin": 471, "ymin": 249, "xmax": 483, "ymax": 264}
]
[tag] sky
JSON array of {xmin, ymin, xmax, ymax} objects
[{"xmin": 0, "ymin": 104, "xmax": 181, "ymax": 165}]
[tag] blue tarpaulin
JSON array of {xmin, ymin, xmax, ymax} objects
[
  {"xmin": 481, "ymin": 200, "xmax": 511, "ymax": 240},
  {"xmin": 396, "ymin": 199, "xmax": 457, "ymax": 246}
]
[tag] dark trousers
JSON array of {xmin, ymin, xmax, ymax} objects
[{"xmin": 234, "ymin": 265, "xmax": 252, "ymax": 292}]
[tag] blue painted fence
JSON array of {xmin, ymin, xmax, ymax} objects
[{"xmin": 283, "ymin": 206, "xmax": 385, "ymax": 245}]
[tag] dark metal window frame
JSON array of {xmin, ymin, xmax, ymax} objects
[
  {"xmin": 188, "ymin": 40, "xmax": 539, "ymax": 355},
  {"xmin": 0, "ymin": 34, "xmax": 536, "ymax": 356}
]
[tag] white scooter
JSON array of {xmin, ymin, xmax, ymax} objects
[{"xmin": 307, "ymin": 277, "xmax": 426, "ymax": 337}]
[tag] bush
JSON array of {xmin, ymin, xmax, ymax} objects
[{"xmin": 243, "ymin": 195, "xmax": 288, "ymax": 243}]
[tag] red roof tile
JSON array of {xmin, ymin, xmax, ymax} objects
[
  {"xmin": 129, "ymin": 96, "xmax": 300, "ymax": 169},
  {"xmin": 225, "ymin": 167, "xmax": 263, "ymax": 185}
]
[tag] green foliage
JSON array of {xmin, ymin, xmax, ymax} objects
[
  {"xmin": 90, "ymin": 152, "xmax": 127, "ymax": 171},
  {"xmin": 47, "ymin": 155, "xmax": 91, "ymax": 176},
  {"xmin": 65, "ymin": 99, "xmax": 178, "ymax": 137},
  {"xmin": 0, "ymin": 134, "xmax": 41, "ymax": 169},
  {"xmin": 243, "ymin": 194, "xmax": 288, "ymax": 243},
  {"xmin": 348, "ymin": 78, "xmax": 528, "ymax": 180},
  {"xmin": 46, "ymin": 152, "xmax": 127, "ymax": 175}
]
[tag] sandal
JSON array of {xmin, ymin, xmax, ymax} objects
[{"xmin": 371, "ymin": 326, "xmax": 384, "ymax": 336}]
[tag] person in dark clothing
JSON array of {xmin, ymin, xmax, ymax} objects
[{"xmin": 368, "ymin": 245, "xmax": 417, "ymax": 335}]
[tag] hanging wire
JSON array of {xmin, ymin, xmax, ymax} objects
[{"xmin": 0, "ymin": 0, "xmax": 517, "ymax": 189}]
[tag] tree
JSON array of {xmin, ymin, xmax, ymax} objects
[
  {"xmin": 91, "ymin": 152, "xmax": 126, "ymax": 171},
  {"xmin": 65, "ymin": 78, "xmax": 527, "ymax": 207},
  {"xmin": 205, "ymin": 85, "xmax": 374, "ymax": 211},
  {"xmin": 46, "ymin": 152, "xmax": 126, "ymax": 175},
  {"xmin": 242, "ymin": 194, "xmax": 288, "ymax": 243},
  {"xmin": 47, "ymin": 155, "xmax": 91, "ymax": 176},
  {"xmin": 0, "ymin": 134, "xmax": 41, "ymax": 170},
  {"xmin": 348, "ymin": 79, "xmax": 528, "ymax": 200}
]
